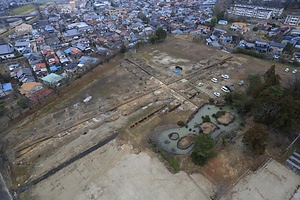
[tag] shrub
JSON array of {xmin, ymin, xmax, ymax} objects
[
  {"xmin": 203, "ymin": 115, "xmax": 211, "ymax": 123},
  {"xmin": 215, "ymin": 111, "xmax": 226, "ymax": 118},
  {"xmin": 177, "ymin": 120, "xmax": 185, "ymax": 127}
]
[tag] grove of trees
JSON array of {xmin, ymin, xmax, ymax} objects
[
  {"xmin": 149, "ymin": 27, "xmax": 167, "ymax": 44},
  {"xmin": 191, "ymin": 134, "xmax": 216, "ymax": 166},
  {"xmin": 225, "ymin": 65, "xmax": 300, "ymax": 134}
]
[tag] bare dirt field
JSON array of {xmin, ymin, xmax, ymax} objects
[
  {"xmin": 28, "ymin": 140, "xmax": 214, "ymax": 200},
  {"xmin": 1, "ymin": 36, "xmax": 299, "ymax": 199},
  {"xmin": 220, "ymin": 159, "xmax": 300, "ymax": 200}
]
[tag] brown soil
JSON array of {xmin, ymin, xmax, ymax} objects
[
  {"xmin": 178, "ymin": 134, "xmax": 196, "ymax": 149},
  {"xmin": 200, "ymin": 122, "xmax": 218, "ymax": 134},
  {"xmin": 216, "ymin": 112, "xmax": 234, "ymax": 125}
]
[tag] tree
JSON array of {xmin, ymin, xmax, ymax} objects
[
  {"xmin": 149, "ymin": 35, "xmax": 159, "ymax": 44},
  {"xmin": 284, "ymin": 42, "xmax": 294, "ymax": 54},
  {"xmin": 263, "ymin": 65, "xmax": 281, "ymax": 87},
  {"xmin": 243, "ymin": 123, "xmax": 268, "ymax": 155},
  {"xmin": 0, "ymin": 101, "xmax": 7, "ymax": 117},
  {"xmin": 224, "ymin": 92, "xmax": 252, "ymax": 114},
  {"xmin": 17, "ymin": 97, "xmax": 31, "ymax": 109},
  {"xmin": 191, "ymin": 134, "xmax": 216, "ymax": 166},
  {"xmin": 246, "ymin": 73, "xmax": 263, "ymax": 97},
  {"xmin": 119, "ymin": 44, "xmax": 127, "ymax": 54},
  {"xmin": 210, "ymin": 17, "xmax": 217, "ymax": 28},
  {"xmin": 155, "ymin": 27, "xmax": 167, "ymax": 41}
]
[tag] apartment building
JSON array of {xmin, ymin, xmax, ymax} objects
[
  {"xmin": 228, "ymin": 4, "xmax": 284, "ymax": 19},
  {"xmin": 284, "ymin": 14, "xmax": 300, "ymax": 26}
]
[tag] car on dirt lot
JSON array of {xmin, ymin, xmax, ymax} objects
[
  {"xmin": 214, "ymin": 92, "xmax": 220, "ymax": 97},
  {"xmin": 292, "ymin": 69, "xmax": 298, "ymax": 74},
  {"xmin": 198, "ymin": 82, "xmax": 203, "ymax": 87},
  {"xmin": 221, "ymin": 86, "xmax": 230, "ymax": 93},
  {"xmin": 285, "ymin": 68, "xmax": 289, "ymax": 72},
  {"xmin": 211, "ymin": 78, "xmax": 218, "ymax": 83},
  {"xmin": 221, "ymin": 74, "xmax": 229, "ymax": 79}
]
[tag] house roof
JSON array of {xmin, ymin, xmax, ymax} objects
[
  {"xmin": 20, "ymin": 82, "xmax": 42, "ymax": 92},
  {"xmin": 15, "ymin": 41, "xmax": 30, "ymax": 48},
  {"xmin": 41, "ymin": 73, "xmax": 63, "ymax": 84},
  {"xmin": 270, "ymin": 42, "xmax": 286, "ymax": 48},
  {"xmin": 16, "ymin": 68, "xmax": 32, "ymax": 77},
  {"xmin": 2, "ymin": 83, "xmax": 12, "ymax": 92},
  {"xmin": 0, "ymin": 44, "xmax": 14, "ymax": 55},
  {"xmin": 64, "ymin": 29, "xmax": 80, "ymax": 37},
  {"xmin": 35, "ymin": 63, "xmax": 47, "ymax": 70}
]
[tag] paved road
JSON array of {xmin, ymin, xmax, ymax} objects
[{"xmin": 0, "ymin": 172, "xmax": 12, "ymax": 200}]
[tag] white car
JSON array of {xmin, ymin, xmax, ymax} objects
[
  {"xmin": 285, "ymin": 68, "xmax": 289, "ymax": 72},
  {"xmin": 211, "ymin": 78, "xmax": 218, "ymax": 83},
  {"xmin": 221, "ymin": 74, "xmax": 229, "ymax": 79},
  {"xmin": 198, "ymin": 82, "xmax": 203, "ymax": 87},
  {"xmin": 214, "ymin": 92, "xmax": 220, "ymax": 97},
  {"xmin": 221, "ymin": 86, "xmax": 230, "ymax": 93},
  {"xmin": 292, "ymin": 69, "xmax": 298, "ymax": 74}
]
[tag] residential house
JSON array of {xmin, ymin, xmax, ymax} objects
[
  {"xmin": 0, "ymin": 83, "xmax": 13, "ymax": 97},
  {"xmin": 41, "ymin": 73, "xmax": 63, "ymax": 85},
  {"xmin": 16, "ymin": 68, "xmax": 35, "ymax": 83},
  {"xmin": 42, "ymin": 46, "xmax": 59, "ymax": 66},
  {"xmin": 33, "ymin": 62, "xmax": 48, "ymax": 77},
  {"xmin": 27, "ymin": 53, "xmax": 43, "ymax": 66},
  {"xmin": 15, "ymin": 41, "xmax": 30, "ymax": 53},
  {"xmin": 230, "ymin": 22, "xmax": 249, "ymax": 34},
  {"xmin": 284, "ymin": 14, "xmax": 300, "ymax": 26},
  {"xmin": 63, "ymin": 29, "xmax": 81, "ymax": 41},
  {"xmin": 293, "ymin": 52, "xmax": 300, "ymax": 62},
  {"xmin": 65, "ymin": 63, "xmax": 78, "ymax": 73},
  {"xmin": 15, "ymin": 23, "xmax": 33, "ymax": 36},
  {"xmin": 269, "ymin": 42, "xmax": 286, "ymax": 54},
  {"xmin": 45, "ymin": 25, "xmax": 55, "ymax": 33},
  {"xmin": 56, "ymin": 50, "xmax": 69, "ymax": 65},
  {"xmin": 70, "ymin": 47, "xmax": 82, "ymax": 57},
  {"xmin": 255, "ymin": 41, "xmax": 269, "ymax": 53},
  {"xmin": 19, "ymin": 82, "xmax": 43, "ymax": 97},
  {"xmin": 0, "ymin": 44, "xmax": 15, "ymax": 60}
]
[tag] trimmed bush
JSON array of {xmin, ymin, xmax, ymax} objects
[{"xmin": 203, "ymin": 115, "xmax": 211, "ymax": 123}]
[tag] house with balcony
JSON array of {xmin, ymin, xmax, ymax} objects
[
  {"xmin": 284, "ymin": 14, "xmax": 300, "ymax": 26},
  {"xmin": 255, "ymin": 41, "xmax": 269, "ymax": 53}
]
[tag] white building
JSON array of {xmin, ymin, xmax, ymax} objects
[
  {"xmin": 228, "ymin": 4, "xmax": 284, "ymax": 19},
  {"xmin": 284, "ymin": 14, "xmax": 300, "ymax": 26}
]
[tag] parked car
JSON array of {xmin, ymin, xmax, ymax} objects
[
  {"xmin": 214, "ymin": 92, "xmax": 220, "ymax": 97},
  {"xmin": 285, "ymin": 68, "xmax": 289, "ymax": 72},
  {"xmin": 211, "ymin": 78, "xmax": 218, "ymax": 83},
  {"xmin": 292, "ymin": 69, "xmax": 298, "ymax": 74},
  {"xmin": 221, "ymin": 74, "xmax": 229, "ymax": 79},
  {"xmin": 221, "ymin": 86, "xmax": 230, "ymax": 93},
  {"xmin": 198, "ymin": 82, "xmax": 203, "ymax": 87}
]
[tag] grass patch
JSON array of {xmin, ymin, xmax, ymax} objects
[
  {"xmin": 160, "ymin": 149, "xmax": 180, "ymax": 173},
  {"xmin": 142, "ymin": 53, "xmax": 153, "ymax": 61},
  {"xmin": 8, "ymin": 4, "xmax": 35, "ymax": 15}
]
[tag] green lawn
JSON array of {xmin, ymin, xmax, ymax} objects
[{"xmin": 8, "ymin": 4, "xmax": 35, "ymax": 15}]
